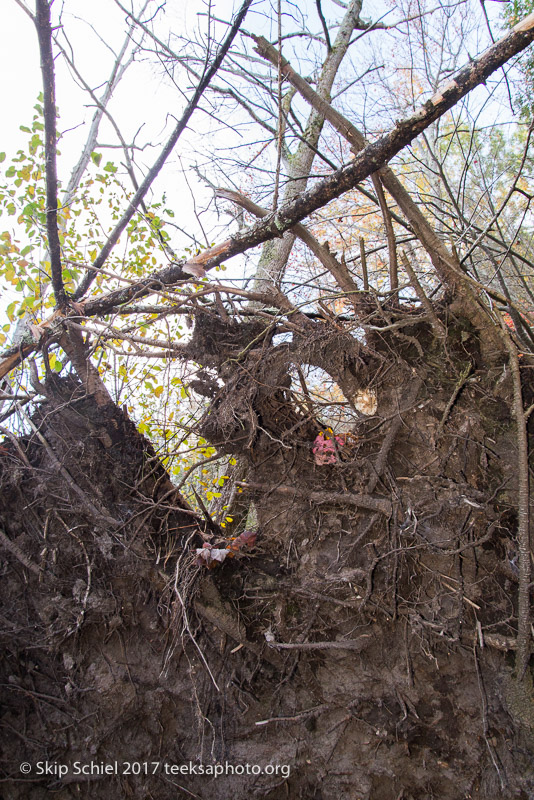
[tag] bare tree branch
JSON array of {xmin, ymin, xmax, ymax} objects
[
  {"xmin": 59, "ymin": 7, "xmax": 147, "ymax": 200},
  {"xmin": 315, "ymin": 0, "xmax": 332, "ymax": 52},
  {"xmin": 250, "ymin": 0, "xmax": 364, "ymax": 294},
  {"xmin": 250, "ymin": 30, "xmax": 517, "ymax": 350},
  {"xmin": 2, "ymin": 9, "xmax": 534, "ymax": 375},
  {"xmin": 215, "ymin": 187, "xmax": 360, "ymax": 299},
  {"xmin": 72, "ymin": 0, "xmax": 254, "ymax": 301},
  {"xmin": 35, "ymin": 0, "xmax": 66, "ymax": 309}
]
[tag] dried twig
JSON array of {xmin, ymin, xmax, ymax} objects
[
  {"xmin": 0, "ymin": 527, "xmax": 42, "ymax": 579},
  {"xmin": 433, "ymin": 362, "xmax": 472, "ymax": 443},
  {"xmin": 400, "ymin": 250, "xmax": 446, "ymax": 337},
  {"xmin": 255, "ymin": 704, "xmax": 328, "ymax": 726},
  {"xmin": 237, "ymin": 481, "xmax": 392, "ymax": 515},
  {"xmin": 359, "ymin": 237, "xmax": 369, "ymax": 291},
  {"xmin": 267, "ymin": 636, "xmax": 371, "ymax": 651}
]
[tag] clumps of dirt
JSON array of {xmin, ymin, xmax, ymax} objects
[
  {"xmin": 183, "ymin": 308, "xmax": 270, "ymax": 369},
  {"xmin": 0, "ymin": 313, "xmax": 533, "ymax": 800}
]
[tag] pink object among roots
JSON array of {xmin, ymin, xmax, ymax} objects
[{"xmin": 312, "ymin": 433, "xmax": 344, "ymax": 465}]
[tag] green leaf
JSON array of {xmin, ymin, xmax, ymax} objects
[{"xmin": 6, "ymin": 301, "xmax": 19, "ymax": 321}]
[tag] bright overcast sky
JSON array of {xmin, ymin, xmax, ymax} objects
[{"xmin": 2, "ymin": 1, "xmax": 194, "ymax": 166}]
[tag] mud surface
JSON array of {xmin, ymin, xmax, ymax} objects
[{"xmin": 1, "ymin": 317, "xmax": 534, "ymax": 799}]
